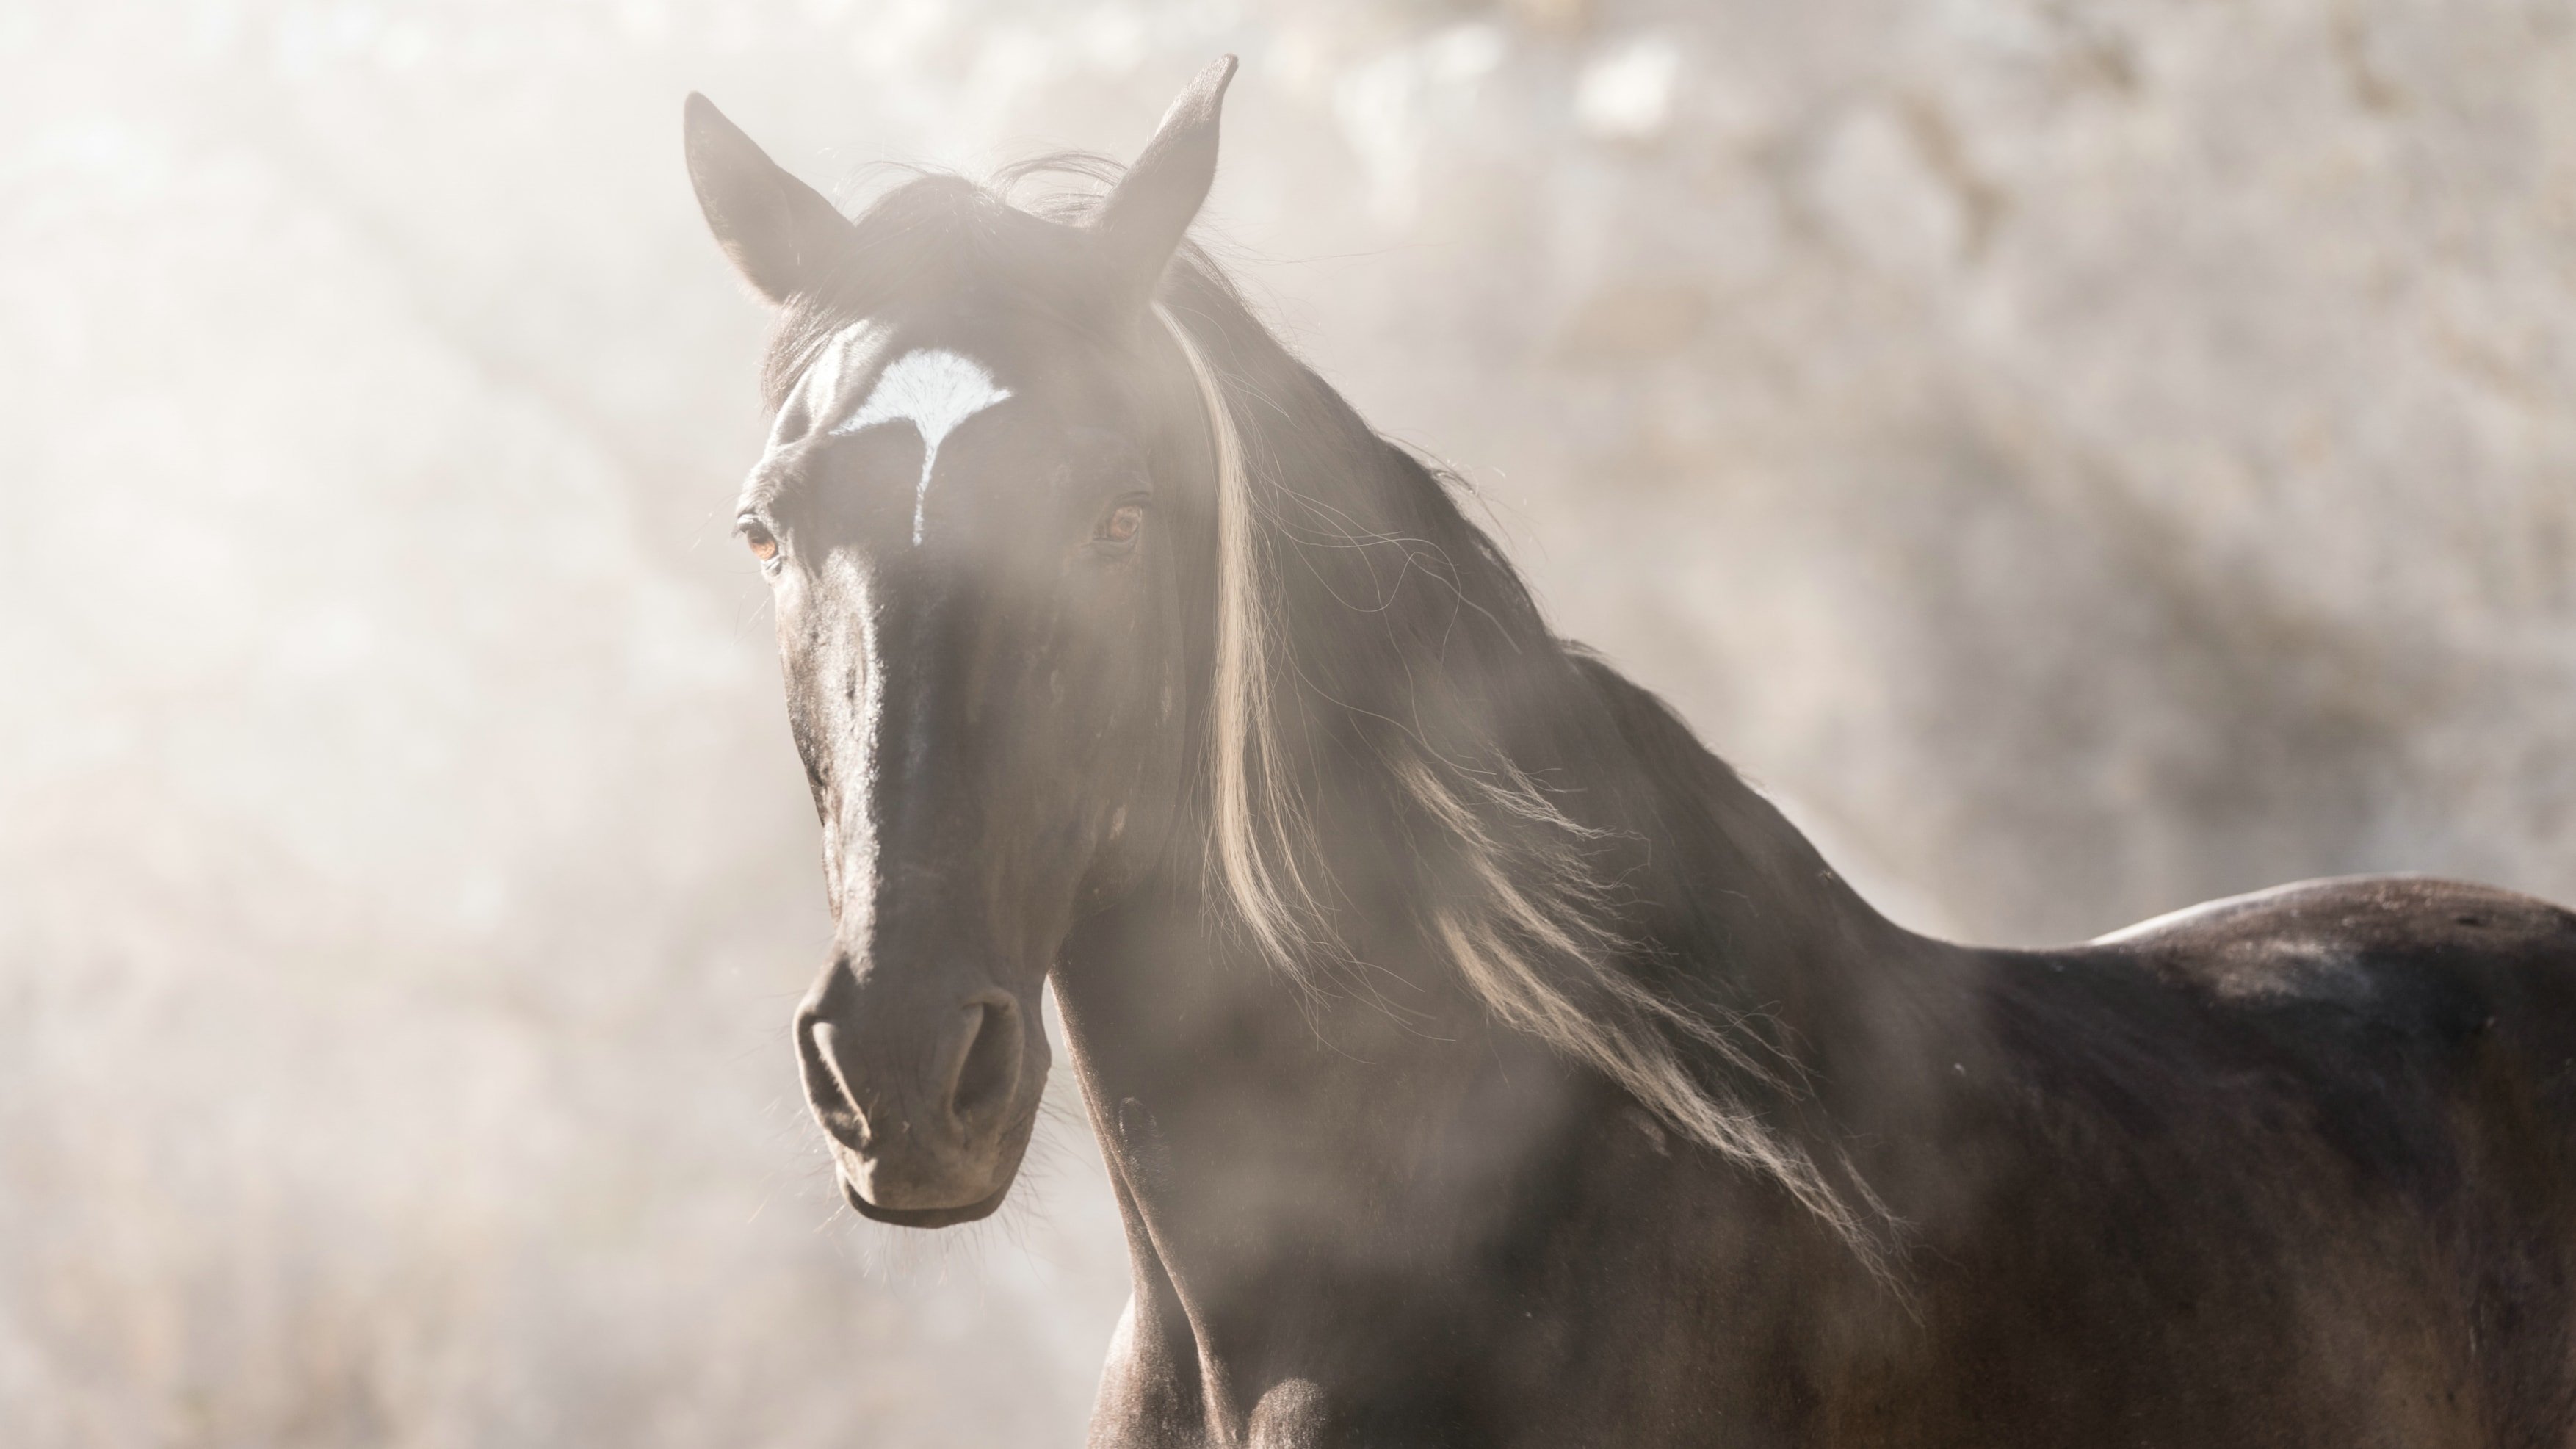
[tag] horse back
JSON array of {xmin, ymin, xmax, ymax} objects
[
  {"xmin": 2083, "ymin": 875, "xmax": 2576, "ymax": 1168},
  {"xmin": 1902, "ymin": 875, "xmax": 2576, "ymax": 1448}
]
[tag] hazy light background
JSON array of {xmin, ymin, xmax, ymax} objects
[{"xmin": 3, "ymin": 0, "xmax": 2571, "ymax": 1443}]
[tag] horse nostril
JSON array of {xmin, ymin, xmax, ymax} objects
[
  {"xmin": 800, "ymin": 1017, "xmax": 870, "ymax": 1148},
  {"xmin": 949, "ymin": 997, "xmax": 1023, "ymax": 1127}
]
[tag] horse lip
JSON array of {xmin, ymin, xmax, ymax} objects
[
  {"xmin": 818, "ymin": 1046, "xmax": 1046, "ymax": 1229},
  {"xmin": 839, "ymin": 1172, "xmax": 1013, "ymax": 1228}
]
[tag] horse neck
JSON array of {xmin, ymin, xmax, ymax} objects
[
  {"xmin": 1061, "ymin": 319, "xmax": 1969, "ymax": 1341},
  {"xmin": 1565, "ymin": 654, "xmax": 1950, "ymax": 1089},
  {"xmin": 1055, "ymin": 636, "xmax": 1954, "ymax": 1212},
  {"xmin": 1048, "ymin": 652, "xmax": 1960, "ymax": 1436}
]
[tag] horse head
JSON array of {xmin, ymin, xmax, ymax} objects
[{"xmin": 684, "ymin": 62, "xmax": 1237, "ymax": 1226}]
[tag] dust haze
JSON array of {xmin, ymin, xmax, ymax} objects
[{"xmin": 4, "ymin": 1, "xmax": 2571, "ymax": 1444}]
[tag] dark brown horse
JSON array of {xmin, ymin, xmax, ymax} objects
[{"xmin": 683, "ymin": 60, "xmax": 2576, "ymax": 1448}]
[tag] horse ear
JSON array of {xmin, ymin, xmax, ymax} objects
[
  {"xmin": 1091, "ymin": 56, "xmax": 1237, "ymax": 310},
  {"xmin": 684, "ymin": 93, "xmax": 853, "ymax": 306}
]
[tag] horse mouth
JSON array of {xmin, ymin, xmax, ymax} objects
[{"xmin": 839, "ymin": 1171, "xmax": 1013, "ymax": 1228}]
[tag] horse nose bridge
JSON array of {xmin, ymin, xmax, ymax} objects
[
  {"xmin": 864, "ymin": 599, "xmax": 1030, "ymax": 881},
  {"xmin": 879, "ymin": 570, "xmax": 1010, "ymax": 762},
  {"xmin": 790, "ymin": 560, "xmax": 1024, "ymax": 918}
]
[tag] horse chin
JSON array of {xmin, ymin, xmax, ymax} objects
[
  {"xmin": 839, "ymin": 1172, "xmax": 1016, "ymax": 1228},
  {"xmin": 832, "ymin": 1099, "xmax": 1038, "ymax": 1228}
]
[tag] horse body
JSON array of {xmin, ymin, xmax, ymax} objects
[
  {"xmin": 1060, "ymin": 665, "xmax": 2576, "ymax": 1448},
  {"xmin": 680, "ymin": 59, "xmax": 2576, "ymax": 1447}
]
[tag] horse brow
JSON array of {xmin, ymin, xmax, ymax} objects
[{"xmin": 736, "ymin": 468, "xmax": 800, "ymax": 518}]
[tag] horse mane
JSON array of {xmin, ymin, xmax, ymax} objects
[{"xmin": 767, "ymin": 156, "xmax": 1900, "ymax": 1277}]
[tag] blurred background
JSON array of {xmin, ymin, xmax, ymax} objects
[{"xmin": 3, "ymin": 0, "xmax": 2570, "ymax": 1443}]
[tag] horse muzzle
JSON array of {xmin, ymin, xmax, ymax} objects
[{"xmin": 794, "ymin": 958, "xmax": 1047, "ymax": 1226}]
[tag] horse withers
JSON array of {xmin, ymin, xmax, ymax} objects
[{"xmin": 683, "ymin": 59, "xmax": 2576, "ymax": 1448}]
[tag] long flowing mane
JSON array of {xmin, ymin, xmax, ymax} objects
[{"xmin": 765, "ymin": 158, "xmax": 1899, "ymax": 1275}]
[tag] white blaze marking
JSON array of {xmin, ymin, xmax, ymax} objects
[{"xmin": 830, "ymin": 347, "xmax": 1013, "ymax": 546}]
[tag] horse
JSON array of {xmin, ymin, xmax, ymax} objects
[{"xmin": 681, "ymin": 59, "xmax": 2576, "ymax": 1448}]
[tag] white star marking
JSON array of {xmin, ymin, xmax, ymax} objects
[{"xmin": 830, "ymin": 347, "xmax": 1014, "ymax": 546}]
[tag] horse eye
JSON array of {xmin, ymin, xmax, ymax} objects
[
  {"xmin": 1097, "ymin": 502, "xmax": 1146, "ymax": 549},
  {"xmin": 741, "ymin": 520, "xmax": 780, "ymax": 564}
]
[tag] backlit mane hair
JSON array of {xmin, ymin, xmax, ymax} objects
[{"xmin": 771, "ymin": 158, "xmax": 1899, "ymax": 1279}]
